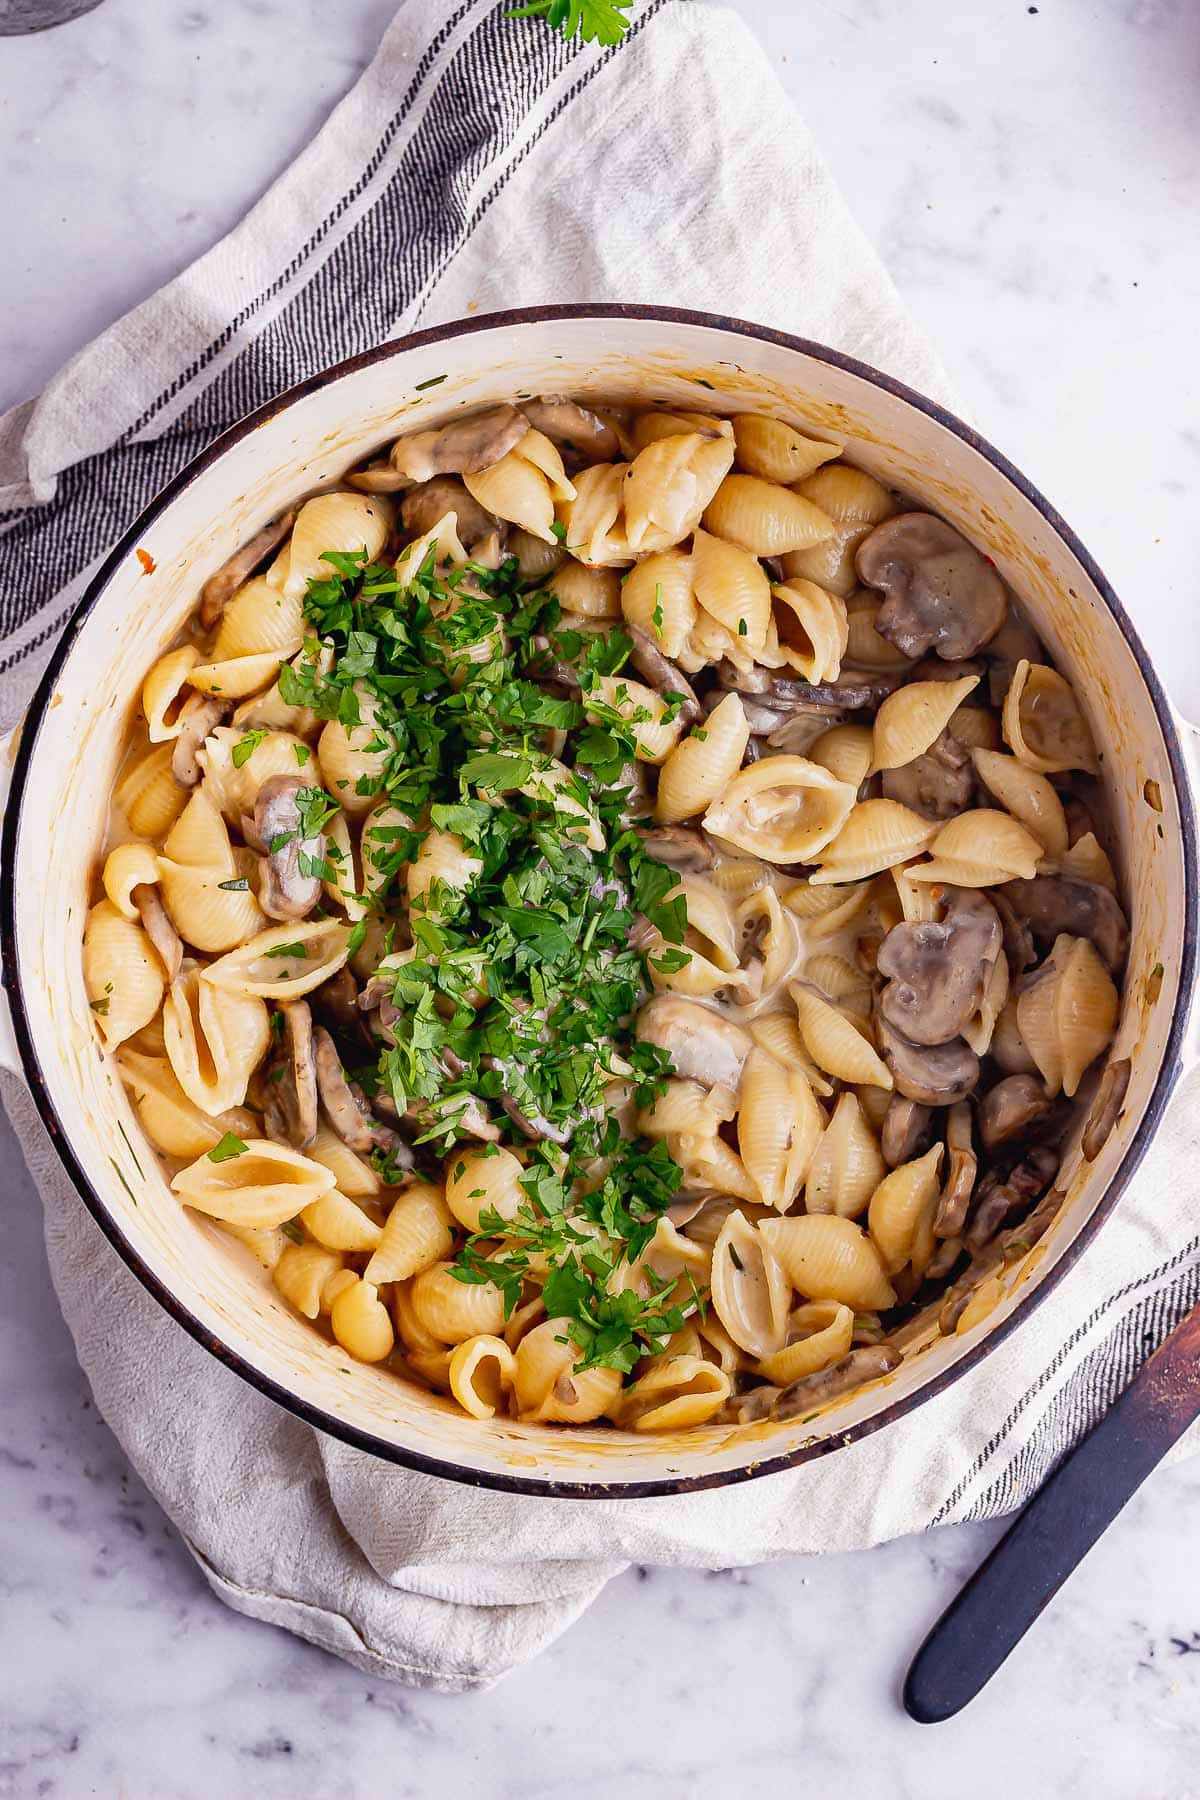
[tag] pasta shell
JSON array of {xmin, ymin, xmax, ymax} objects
[
  {"xmin": 703, "ymin": 473, "xmax": 834, "ymax": 557},
  {"xmin": 301, "ymin": 1189, "xmax": 383, "ymax": 1253},
  {"xmin": 737, "ymin": 1048, "xmax": 823, "ymax": 1211},
  {"xmin": 756, "ymin": 1300, "xmax": 853, "ymax": 1384},
  {"xmin": 791, "ymin": 983, "xmax": 892, "ymax": 1089},
  {"xmin": 747, "ymin": 1012, "xmax": 833, "ymax": 1098},
  {"xmin": 632, "ymin": 410, "xmax": 734, "ymax": 449},
  {"xmin": 948, "ymin": 703, "xmax": 1002, "ymax": 754},
  {"xmin": 759, "ymin": 1213, "xmax": 896, "ymax": 1310},
  {"xmin": 163, "ymin": 966, "xmax": 271, "ymax": 1115},
  {"xmin": 768, "ymin": 580, "xmax": 849, "ymax": 682},
  {"xmin": 1056, "ymin": 830, "xmax": 1118, "ymax": 892},
  {"xmin": 732, "ymin": 885, "xmax": 804, "ymax": 1004},
  {"xmin": 212, "ymin": 576, "xmax": 306, "ymax": 661},
  {"xmin": 83, "ymin": 900, "xmax": 165, "ymax": 1050},
  {"xmin": 513, "ymin": 1318, "xmax": 622, "ymax": 1423},
  {"xmin": 620, "ymin": 549, "xmax": 696, "ymax": 661},
  {"xmin": 318, "ymin": 685, "xmax": 392, "ymax": 815},
  {"xmin": 1003, "ymin": 660, "xmax": 1098, "ymax": 774},
  {"xmin": 780, "ymin": 520, "xmax": 868, "ymax": 599},
  {"xmin": 410, "ymin": 1261, "xmax": 505, "ymax": 1344},
  {"xmin": 172, "ymin": 1137, "xmax": 335, "ymax": 1228},
  {"xmin": 804, "ymin": 1092, "xmax": 885, "ymax": 1218},
  {"xmin": 546, "ymin": 560, "xmax": 620, "ymax": 619},
  {"xmin": 804, "ymin": 952, "xmax": 870, "ymax": 1009},
  {"xmin": 117, "ymin": 1047, "xmax": 255, "ymax": 1160},
  {"xmin": 732, "ymin": 414, "xmax": 841, "ymax": 485},
  {"xmin": 465, "ymin": 428, "xmax": 575, "ymax": 543},
  {"xmin": 971, "ymin": 749, "xmax": 1069, "ymax": 856},
  {"xmin": 281, "ymin": 492, "xmax": 391, "ymax": 600},
  {"xmin": 782, "ymin": 877, "xmax": 871, "ymax": 936},
  {"xmin": 844, "ymin": 595, "xmax": 914, "ymax": 671},
  {"xmin": 200, "ymin": 919, "xmax": 353, "ymax": 1001},
  {"xmin": 907, "ymin": 808, "xmax": 1043, "ymax": 886},
  {"xmin": 102, "ymin": 841, "xmax": 160, "ymax": 918},
  {"xmin": 797, "ymin": 464, "xmax": 894, "ymax": 525},
  {"xmin": 517, "ymin": 760, "xmax": 604, "ymax": 851},
  {"xmin": 143, "ymin": 645, "xmax": 201, "ymax": 742},
  {"xmin": 406, "ymin": 828, "xmax": 484, "ymax": 914},
  {"xmin": 871, "ymin": 675, "xmax": 980, "ymax": 773},
  {"xmin": 704, "ymin": 756, "xmax": 856, "ymax": 864},
  {"xmin": 221, "ymin": 1222, "xmax": 288, "ymax": 1271},
  {"xmin": 306, "ymin": 1122, "xmax": 381, "ymax": 1197},
  {"xmin": 231, "ymin": 642, "xmax": 331, "ymax": 738},
  {"xmin": 963, "ymin": 948, "xmax": 1010, "ymax": 1055},
  {"xmin": 116, "ymin": 744, "xmax": 188, "ymax": 839},
  {"xmin": 197, "ymin": 728, "xmax": 313, "ymax": 826},
  {"xmin": 187, "ymin": 650, "xmax": 283, "ymax": 701},
  {"xmin": 1016, "ymin": 933, "xmax": 1118, "ymax": 1097},
  {"xmin": 394, "ymin": 511, "xmax": 468, "ymax": 589},
  {"xmin": 655, "ymin": 692, "xmax": 749, "ymax": 826},
  {"xmin": 619, "ymin": 1354, "xmax": 730, "ymax": 1431},
  {"xmin": 445, "ymin": 1146, "xmax": 526, "ymax": 1232},
  {"xmin": 624, "ymin": 433, "xmax": 734, "ymax": 553},
  {"xmin": 364, "ymin": 1181, "xmax": 456, "ymax": 1284},
  {"xmin": 867, "ymin": 1144, "xmax": 944, "ymax": 1274},
  {"xmin": 558, "ymin": 463, "xmax": 633, "ymax": 565},
  {"xmin": 591, "ymin": 674, "xmax": 685, "ymax": 765},
  {"xmin": 692, "ymin": 527, "xmax": 771, "ymax": 652},
  {"xmin": 808, "ymin": 798, "xmax": 938, "ymax": 884},
  {"xmin": 709, "ymin": 1209, "xmax": 790, "ymax": 1358},
  {"xmin": 158, "ymin": 855, "xmax": 267, "ymax": 953},
  {"xmin": 808, "ymin": 724, "xmax": 873, "ymax": 789},
  {"xmin": 330, "ymin": 1277, "xmax": 395, "ymax": 1362},
  {"xmin": 448, "ymin": 1335, "xmax": 517, "ymax": 1420},
  {"xmin": 162, "ymin": 787, "xmax": 236, "ymax": 873},
  {"xmin": 273, "ymin": 1243, "xmax": 348, "ymax": 1318}
]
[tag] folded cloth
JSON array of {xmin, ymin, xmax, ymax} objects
[{"xmin": 2, "ymin": 0, "xmax": 1198, "ymax": 1694}]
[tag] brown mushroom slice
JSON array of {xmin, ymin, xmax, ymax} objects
[
  {"xmin": 134, "ymin": 886, "xmax": 183, "ymax": 983},
  {"xmin": 934, "ymin": 1100, "xmax": 976, "ymax": 1237},
  {"xmin": 1081, "ymin": 1057, "xmax": 1131, "ymax": 1161},
  {"xmin": 856, "ymin": 512, "xmax": 1007, "ymax": 660},
  {"xmin": 880, "ymin": 1095, "xmax": 933, "ymax": 1169},
  {"xmin": 625, "ymin": 626, "xmax": 702, "ymax": 723},
  {"xmin": 963, "ymin": 1145, "xmax": 1059, "ymax": 1255},
  {"xmin": 254, "ymin": 774, "xmax": 326, "ymax": 921},
  {"xmin": 389, "ymin": 405, "xmax": 528, "ymax": 483},
  {"xmin": 262, "ymin": 999, "xmax": 319, "ymax": 1149},
  {"xmin": 312, "ymin": 1025, "xmax": 402, "ymax": 1156},
  {"xmin": 880, "ymin": 729, "xmax": 973, "ymax": 820},
  {"xmin": 400, "ymin": 477, "xmax": 500, "ymax": 548},
  {"xmin": 726, "ymin": 1344, "xmax": 902, "ymax": 1423},
  {"xmin": 990, "ymin": 888, "xmax": 1037, "ymax": 972},
  {"xmin": 977, "ymin": 1072, "xmax": 1054, "ymax": 1151},
  {"xmin": 313, "ymin": 966, "xmax": 364, "ymax": 1038},
  {"xmin": 199, "ymin": 509, "xmax": 296, "ymax": 630},
  {"xmin": 908, "ymin": 656, "xmax": 986, "ymax": 686},
  {"xmin": 637, "ymin": 995, "xmax": 753, "ymax": 1091},
  {"xmin": 876, "ymin": 888, "xmax": 1001, "ymax": 1047},
  {"xmin": 878, "ymin": 1017, "xmax": 979, "ymax": 1106},
  {"xmin": 1002, "ymin": 875, "xmax": 1129, "ymax": 973},
  {"xmin": 639, "ymin": 825, "xmax": 715, "ymax": 872},
  {"xmin": 520, "ymin": 396, "xmax": 621, "ymax": 464},
  {"xmin": 171, "ymin": 693, "xmax": 229, "ymax": 786}
]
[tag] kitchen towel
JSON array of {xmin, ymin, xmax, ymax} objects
[{"xmin": 2, "ymin": 0, "xmax": 1198, "ymax": 1694}]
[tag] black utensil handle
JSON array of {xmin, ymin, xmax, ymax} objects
[{"xmin": 903, "ymin": 1304, "xmax": 1200, "ymax": 1723}]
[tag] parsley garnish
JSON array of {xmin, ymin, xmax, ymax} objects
[
  {"xmin": 208, "ymin": 1132, "xmax": 248, "ymax": 1163},
  {"xmin": 264, "ymin": 941, "xmax": 308, "ymax": 960},
  {"xmin": 505, "ymin": 0, "xmax": 632, "ymax": 47},
  {"xmin": 232, "ymin": 728, "xmax": 268, "ymax": 769}
]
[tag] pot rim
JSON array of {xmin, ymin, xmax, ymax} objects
[{"xmin": 3, "ymin": 303, "xmax": 1195, "ymax": 1499}]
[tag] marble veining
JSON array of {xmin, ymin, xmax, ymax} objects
[{"xmin": 1, "ymin": 0, "xmax": 1199, "ymax": 1794}]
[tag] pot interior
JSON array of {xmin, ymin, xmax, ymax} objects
[{"xmin": 8, "ymin": 312, "xmax": 1191, "ymax": 1492}]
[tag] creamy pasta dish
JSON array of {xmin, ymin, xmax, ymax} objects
[{"xmin": 85, "ymin": 398, "xmax": 1130, "ymax": 1432}]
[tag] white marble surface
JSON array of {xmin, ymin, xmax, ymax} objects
[{"xmin": 2, "ymin": 1, "xmax": 1199, "ymax": 1795}]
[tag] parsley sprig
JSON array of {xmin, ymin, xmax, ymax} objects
[{"xmin": 505, "ymin": 0, "xmax": 633, "ymax": 49}]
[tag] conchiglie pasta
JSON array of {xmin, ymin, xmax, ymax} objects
[
  {"xmin": 782, "ymin": 876, "xmax": 872, "ymax": 936},
  {"xmin": 648, "ymin": 878, "xmax": 739, "ymax": 997},
  {"xmin": 142, "ymin": 645, "xmax": 201, "ymax": 742},
  {"xmin": 330, "ymin": 1277, "xmax": 395, "ymax": 1363},
  {"xmin": 618, "ymin": 1354, "xmax": 731, "ymax": 1431},
  {"xmin": 306, "ymin": 1122, "xmax": 381, "ymax": 1197},
  {"xmin": 804, "ymin": 1092, "xmax": 885, "ymax": 1218},
  {"xmin": 871, "ymin": 675, "xmax": 980, "ymax": 773},
  {"xmin": 732, "ymin": 884, "xmax": 804, "ymax": 1002},
  {"xmin": 781, "ymin": 466, "xmax": 894, "ymax": 598},
  {"xmin": 756, "ymin": 1300, "xmax": 854, "ymax": 1385},
  {"xmin": 631, "ymin": 409, "xmax": 734, "ymax": 449},
  {"xmin": 172, "ymin": 1137, "xmax": 334, "ymax": 1229},
  {"xmin": 620, "ymin": 549, "xmax": 697, "ymax": 661},
  {"xmin": 589, "ymin": 674, "xmax": 685, "ymax": 765},
  {"xmin": 115, "ymin": 744, "xmax": 188, "ymax": 839},
  {"xmin": 273, "ymin": 1242, "xmax": 347, "ymax": 1318},
  {"xmin": 406, "ymin": 828, "xmax": 483, "ymax": 913},
  {"xmin": 1003, "ymin": 660, "xmax": 1098, "ymax": 775},
  {"xmin": 704, "ymin": 756, "xmax": 856, "ymax": 864},
  {"xmin": 158, "ymin": 855, "xmax": 267, "ymax": 953},
  {"xmin": 946, "ymin": 703, "xmax": 1001, "ymax": 753},
  {"xmin": 362, "ymin": 1181, "xmax": 456, "ymax": 1284},
  {"xmin": 736, "ymin": 1049, "xmax": 823, "ymax": 1211},
  {"xmin": 557, "ymin": 462, "xmax": 632, "ymax": 565},
  {"xmin": 1016, "ymin": 934, "xmax": 1119, "ymax": 1097},
  {"xmin": 1058, "ymin": 830, "xmax": 1118, "ymax": 892},
  {"xmin": 809, "ymin": 799, "xmax": 938, "ymax": 884},
  {"xmin": 767, "ymin": 580, "xmax": 849, "ymax": 683},
  {"xmin": 907, "ymin": 808, "xmax": 1042, "ymax": 886},
  {"xmin": 280, "ymin": 492, "xmax": 391, "ymax": 600},
  {"xmin": 212, "ymin": 576, "xmax": 306, "ymax": 661},
  {"xmin": 448, "ymin": 1335, "xmax": 517, "ymax": 1420},
  {"xmin": 409, "ymin": 1261, "xmax": 506, "ymax": 1343},
  {"xmin": 116, "ymin": 1047, "xmax": 255, "ymax": 1160},
  {"xmin": 513, "ymin": 1318, "xmax": 623, "ymax": 1423},
  {"xmin": 808, "ymin": 724, "xmax": 874, "ymax": 788},
  {"xmin": 623, "ymin": 432, "xmax": 734, "ymax": 553},
  {"xmin": 747, "ymin": 1012, "xmax": 833, "ymax": 1098},
  {"xmin": 163, "ymin": 966, "xmax": 271, "ymax": 1115},
  {"xmin": 703, "ymin": 473, "xmax": 834, "ymax": 557},
  {"xmin": 318, "ymin": 684, "xmax": 393, "ymax": 815},
  {"xmin": 971, "ymin": 749, "xmax": 1069, "ymax": 856},
  {"xmin": 464, "ymin": 428, "xmax": 575, "ymax": 543},
  {"xmin": 759, "ymin": 1213, "xmax": 896, "ymax": 1310},
  {"xmin": 731, "ymin": 414, "xmax": 841, "ymax": 485},
  {"xmin": 102, "ymin": 841, "xmax": 160, "ymax": 918},
  {"xmin": 963, "ymin": 948, "xmax": 1010, "ymax": 1056},
  {"xmin": 867, "ymin": 1144, "xmax": 944, "ymax": 1275},
  {"xmin": 709, "ymin": 1209, "xmax": 790, "ymax": 1358},
  {"xmin": 186, "ymin": 649, "xmax": 284, "ymax": 702},
  {"xmin": 546, "ymin": 559, "xmax": 621, "ymax": 618},
  {"xmin": 83, "ymin": 900, "xmax": 165, "ymax": 1050},
  {"xmin": 844, "ymin": 595, "xmax": 914, "ymax": 671},
  {"xmin": 655, "ymin": 692, "xmax": 749, "ymax": 825},
  {"xmin": 301, "ymin": 1189, "xmax": 383, "ymax": 1253},
  {"xmin": 198, "ymin": 727, "xmax": 313, "ymax": 824},
  {"xmin": 791, "ymin": 983, "xmax": 892, "ymax": 1090},
  {"xmin": 691, "ymin": 527, "xmax": 771, "ymax": 652},
  {"xmin": 445, "ymin": 1146, "xmax": 525, "ymax": 1232},
  {"xmin": 518, "ymin": 759, "xmax": 604, "ymax": 851},
  {"xmin": 200, "ymin": 918, "xmax": 353, "ymax": 1001}
]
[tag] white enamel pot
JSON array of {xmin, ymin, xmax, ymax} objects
[{"xmin": 2, "ymin": 306, "xmax": 1197, "ymax": 1497}]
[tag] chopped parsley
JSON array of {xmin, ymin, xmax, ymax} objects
[
  {"xmin": 231, "ymin": 728, "xmax": 268, "ymax": 768},
  {"xmin": 505, "ymin": 0, "xmax": 632, "ymax": 48},
  {"xmin": 208, "ymin": 1132, "xmax": 248, "ymax": 1163},
  {"xmin": 264, "ymin": 941, "xmax": 308, "ymax": 960}
]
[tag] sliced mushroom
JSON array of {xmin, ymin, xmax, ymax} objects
[
  {"xmin": 934, "ymin": 1100, "xmax": 976, "ymax": 1237},
  {"xmin": 990, "ymin": 888, "xmax": 1037, "ymax": 972},
  {"xmin": 171, "ymin": 693, "xmax": 229, "ymax": 786},
  {"xmin": 977, "ymin": 1072, "xmax": 1054, "ymax": 1151},
  {"xmin": 313, "ymin": 1025, "xmax": 404, "ymax": 1156},
  {"xmin": 881, "ymin": 1096, "xmax": 933, "ymax": 1169},
  {"xmin": 856, "ymin": 512, "xmax": 1007, "ymax": 660},
  {"xmin": 1082, "ymin": 1057, "xmax": 1131, "ymax": 1162},
  {"xmin": 519, "ymin": 396, "xmax": 621, "ymax": 464},
  {"xmin": 726, "ymin": 1346, "xmax": 902, "ymax": 1423},
  {"xmin": 312, "ymin": 966, "xmax": 363, "ymax": 1037},
  {"xmin": 878, "ymin": 1017, "xmax": 979, "ymax": 1105},
  {"xmin": 134, "ymin": 886, "xmax": 183, "ymax": 983},
  {"xmin": 1002, "ymin": 875, "xmax": 1129, "ymax": 973},
  {"xmin": 963, "ymin": 1145, "xmax": 1059, "ymax": 1255},
  {"xmin": 625, "ymin": 627, "xmax": 702, "ymax": 723},
  {"xmin": 876, "ymin": 888, "xmax": 1001, "ymax": 1047},
  {"xmin": 985, "ymin": 606, "xmax": 1044, "ymax": 705},
  {"xmin": 639, "ymin": 825, "xmax": 715, "ymax": 872},
  {"xmin": 479, "ymin": 1054, "xmax": 573, "ymax": 1145},
  {"xmin": 637, "ymin": 995, "xmax": 753, "ymax": 1091},
  {"xmin": 880, "ymin": 729, "xmax": 974, "ymax": 820},
  {"xmin": 925, "ymin": 1234, "xmax": 963, "ymax": 1281},
  {"xmin": 262, "ymin": 999, "xmax": 319, "ymax": 1149},
  {"xmin": 909, "ymin": 656, "xmax": 986, "ymax": 686},
  {"xmin": 389, "ymin": 405, "xmax": 528, "ymax": 484},
  {"xmin": 400, "ymin": 477, "xmax": 500, "ymax": 548},
  {"xmin": 199, "ymin": 509, "xmax": 296, "ymax": 629},
  {"xmin": 254, "ymin": 774, "xmax": 325, "ymax": 921}
]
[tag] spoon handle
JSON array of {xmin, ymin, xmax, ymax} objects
[{"xmin": 903, "ymin": 1302, "xmax": 1200, "ymax": 1723}]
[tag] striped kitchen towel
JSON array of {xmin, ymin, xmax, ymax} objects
[{"xmin": 2, "ymin": 0, "xmax": 1198, "ymax": 1693}]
